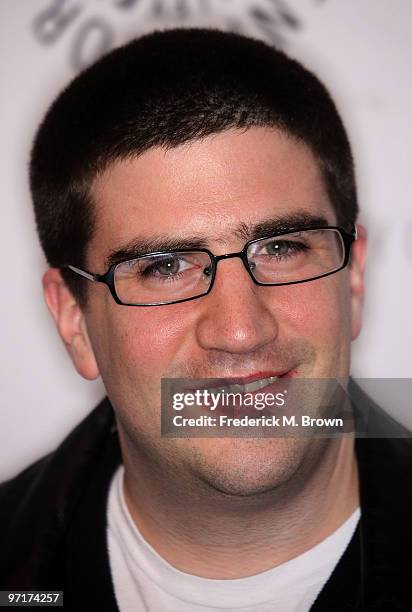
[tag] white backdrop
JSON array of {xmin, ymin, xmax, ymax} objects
[{"xmin": 1, "ymin": 0, "xmax": 411, "ymax": 481}]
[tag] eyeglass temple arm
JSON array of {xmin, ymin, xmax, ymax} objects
[{"xmin": 66, "ymin": 264, "xmax": 99, "ymax": 282}]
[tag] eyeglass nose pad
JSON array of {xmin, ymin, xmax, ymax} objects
[
  {"xmin": 248, "ymin": 261, "xmax": 256, "ymax": 271},
  {"xmin": 203, "ymin": 265, "xmax": 212, "ymax": 277}
]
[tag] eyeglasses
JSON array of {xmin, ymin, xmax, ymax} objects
[{"xmin": 65, "ymin": 226, "xmax": 357, "ymax": 307}]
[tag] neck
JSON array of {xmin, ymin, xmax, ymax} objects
[{"xmin": 119, "ymin": 434, "xmax": 359, "ymax": 579}]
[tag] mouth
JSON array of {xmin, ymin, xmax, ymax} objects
[
  {"xmin": 216, "ymin": 373, "xmax": 285, "ymax": 395},
  {"xmin": 183, "ymin": 370, "xmax": 293, "ymax": 392},
  {"xmin": 207, "ymin": 369, "xmax": 295, "ymax": 393},
  {"xmin": 179, "ymin": 370, "xmax": 295, "ymax": 419}
]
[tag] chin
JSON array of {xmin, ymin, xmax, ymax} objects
[{"xmin": 190, "ymin": 437, "xmax": 309, "ymax": 499}]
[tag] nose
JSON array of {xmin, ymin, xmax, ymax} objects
[{"xmin": 195, "ymin": 256, "xmax": 279, "ymax": 355}]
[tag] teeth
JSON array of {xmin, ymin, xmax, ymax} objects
[
  {"xmin": 244, "ymin": 380, "xmax": 262, "ymax": 393},
  {"xmin": 218, "ymin": 375, "xmax": 278, "ymax": 395}
]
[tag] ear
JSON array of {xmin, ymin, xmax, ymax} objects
[
  {"xmin": 349, "ymin": 224, "xmax": 367, "ymax": 341},
  {"xmin": 42, "ymin": 268, "xmax": 100, "ymax": 380}
]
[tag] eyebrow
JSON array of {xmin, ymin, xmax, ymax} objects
[{"xmin": 105, "ymin": 212, "xmax": 329, "ymax": 268}]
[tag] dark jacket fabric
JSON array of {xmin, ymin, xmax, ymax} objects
[{"xmin": 1, "ymin": 388, "xmax": 412, "ymax": 611}]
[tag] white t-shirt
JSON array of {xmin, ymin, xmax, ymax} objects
[{"xmin": 107, "ymin": 466, "xmax": 360, "ymax": 612}]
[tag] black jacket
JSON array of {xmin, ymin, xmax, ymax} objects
[{"xmin": 1, "ymin": 388, "xmax": 412, "ymax": 611}]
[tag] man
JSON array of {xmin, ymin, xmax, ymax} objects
[{"xmin": 1, "ymin": 28, "xmax": 411, "ymax": 611}]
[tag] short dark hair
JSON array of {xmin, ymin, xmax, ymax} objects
[{"xmin": 30, "ymin": 28, "xmax": 358, "ymax": 305}]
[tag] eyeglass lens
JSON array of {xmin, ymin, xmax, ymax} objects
[{"xmin": 247, "ymin": 229, "xmax": 344, "ymax": 284}]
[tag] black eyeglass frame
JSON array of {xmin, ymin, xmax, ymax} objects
[{"xmin": 65, "ymin": 225, "xmax": 357, "ymax": 307}]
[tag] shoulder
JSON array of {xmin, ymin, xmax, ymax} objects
[
  {"xmin": 350, "ymin": 379, "xmax": 412, "ymax": 490},
  {"xmin": 0, "ymin": 453, "xmax": 52, "ymax": 525},
  {"xmin": 349, "ymin": 378, "xmax": 412, "ymax": 440},
  {"xmin": 0, "ymin": 397, "xmax": 120, "ymax": 587},
  {"xmin": 0, "ymin": 397, "xmax": 116, "ymax": 506}
]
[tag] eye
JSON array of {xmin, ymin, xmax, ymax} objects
[
  {"xmin": 142, "ymin": 255, "xmax": 190, "ymax": 277},
  {"xmin": 257, "ymin": 239, "xmax": 308, "ymax": 258},
  {"xmin": 264, "ymin": 240, "xmax": 291, "ymax": 257},
  {"xmin": 151, "ymin": 257, "xmax": 180, "ymax": 276}
]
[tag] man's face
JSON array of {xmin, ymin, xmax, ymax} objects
[{"xmin": 69, "ymin": 127, "xmax": 366, "ymax": 495}]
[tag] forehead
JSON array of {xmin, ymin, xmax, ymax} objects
[{"xmin": 88, "ymin": 127, "xmax": 335, "ymax": 263}]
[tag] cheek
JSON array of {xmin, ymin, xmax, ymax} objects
[
  {"xmin": 273, "ymin": 276, "xmax": 352, "ymax": 346},
  {"xmin": 108, "ymin": 304, "xmax": 195, "ymax": 378}
]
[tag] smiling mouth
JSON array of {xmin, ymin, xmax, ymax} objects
[
  {"xmin": 216, "ymin": 375, "xmax": 280, "ymax": 395},
  {"xmin": 184, "ymin": 371, "xmax": 292, "ymax": 395}
]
